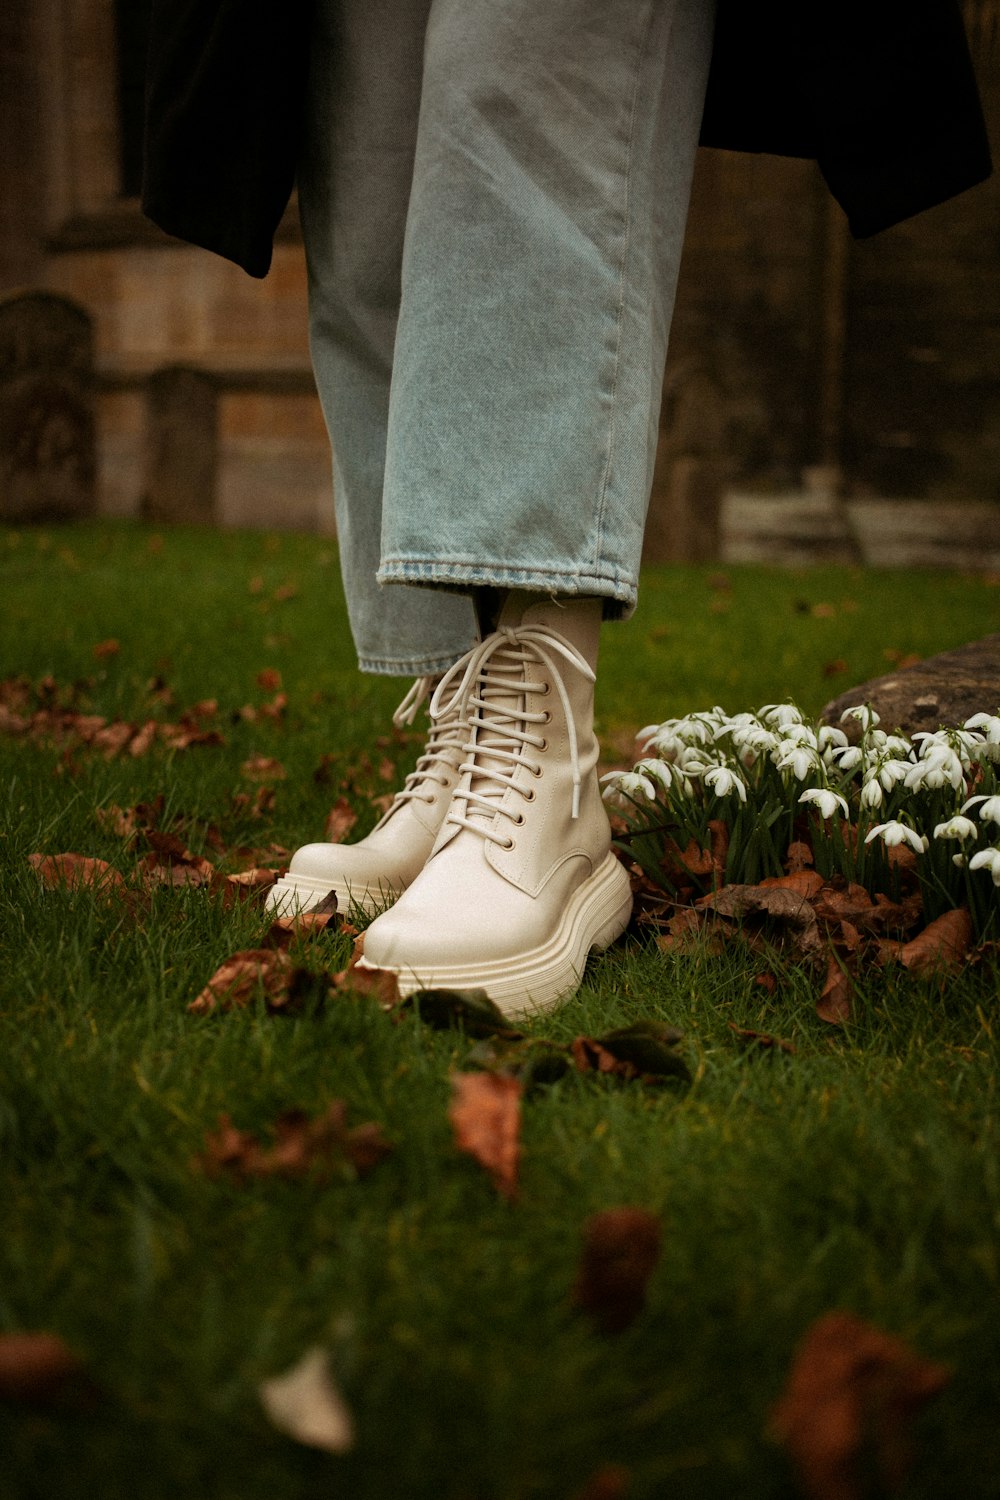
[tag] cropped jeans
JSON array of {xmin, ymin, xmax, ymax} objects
[{"xmin": 298, "ymin": 0, "xmax": 716, "ymax": 676}]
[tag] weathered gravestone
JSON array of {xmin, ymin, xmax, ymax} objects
[
  {"xmin": 821, "ymin": 633, "xmax": 1000, "ymax": 738},
  {"xmin": 142, "ymin": 366, "xmax": 219, "ymax": 525},
  {"xmin": 0, "ymin": 291, "xmax": 96, "ymax": 522}
]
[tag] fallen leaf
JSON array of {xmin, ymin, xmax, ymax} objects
[
  {"xmin": 27, "ymin": 853, "xmax": 126, "ymax": 898},
  {"xmin": 572, "ymin": 1207, "xmax": 662, "ymax": 1334},
  {"xmin": 324, "ymin": 797, "xmax": 358, "ymax": 843},
  {"xmin": 127, "ymin": 719, "xmax": 158, "ymax": 757},
  {"xmin": 0, "ymin": 1332, "xmax": 88, "ymax": 1405},
  {"xmin": 899, "ymin": 908, "xmax": 973, "ymax": 974},
  {"xmin": 817, "ymin": 955, "xmax": 853, "ymax": 1025},
  {"xmin": 785, "ymin": 841, "xmax": 815, "ymax": 873},
  {"xmin": 196, "ymin": 1103, "xmax": 391, "ymax": 1183},
  {"xmin": 259, "ymin": 1347, "xmax": 354, "ymax": 1454},
  {"xmin": 572, "ymin": 1023, "xmax": 690, "ymax": 1084},
  {"xmin": 822, "ymin": 659, "xmax": 848, "ymax": 678},
  {"xmin": 572, "ymin": 1464, "xmax": 632, "ymax": 1500},
  {"xmin": 401, "ymin": 988, "xmax": 524, "ymax": 1039},
  {"xmin": 754, "ymin": 972, "xmax": 778, "ymax": 995},
  {"xmin": 92, "ymin": 638, "xmax": 120, "ymax": 659},
  {"xmin": 728, "ymin": 1024, "xmax": 796, "ymax": 1055},
  {"xmin": 769, "ymin": 1310, "xmax": 950, "ymax": 1500},
  {"xmin": 188, "ymin": 949, "xmax": 297, "ymax": 1014},
  {"xmin": 760, "ymin": 870, "xmax": 825, "ymax": 898},
  {"xmin": 449, "ymin": 1072, "xmax": 521, "ymax": 1198},
  {"xmin": 256, "ymin": 668, "xmax": 282, "ymax": 691},
  {"xmin": 241, "ymin": 754, "xmax": 286, "ymax": 781},
  {"xmin": 702, "ymin": 884, "xmax": 824, "ymax": 959},
  {"xmin": 332, "ymin": 957, "xmax": 400, "ymax": 1009}
]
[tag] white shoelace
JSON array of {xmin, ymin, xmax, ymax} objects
[
  {"xmin": 428, "ymin": 625, "xmax": 595, "ymax": 846},
  {"xmin": 380, "ymin": 675, "xmax": 466, "ymax": 817}
]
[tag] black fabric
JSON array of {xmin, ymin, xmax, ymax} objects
[{"xmin": 141, "ymin": 0, "xmax": 992, "ymax": 278}]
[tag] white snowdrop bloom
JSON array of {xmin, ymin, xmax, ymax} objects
[
  {"xmin": 904, "ymin": 749, "xmax": 965, "ymax": 792},
  {"xmin": 831, "ymin": 744, "xmax": 865, "ymax": 772},
  {"xmin": 775, "ymin": 743, "xmax": 820, "ymax": 780},
  {"xmin": 953, "ymin": 853, "xmax": 967, "ymax": 868},
  {"xmin": 875, "ymin": 757, "xmax": 912, "ymax": 791},
  {"xmin": 969, "ymin": 846, "xmax": 1000, "ymax": 884},
  {"xmin": 759, "ymin": 703, "xmax": 804, "ymax": 728},
  {"xmin": 778, "ymin": 722, "xmax": 819, "ymax": 748},
  {"xmin": 704, "ymin": 765, "xmax": 748, "ymax": 801},
  {"xmin": 600, "ymin": 770, "xmax": 656, "ymax": 806},
  {"xmin": 817, "ymin": 725, "xmax": 849, "ymax": 752},
  {"xmin": 962, "ymin": 793, "xmax": 1000, "ymax": 826},
  {"xmin": 637, "ymin": 727, "xmax": 687, "ymax": 761},
  {"xmin": 840, "ymin": 704, "xmax": 881, "ymax": 729},
  {"xmin": 633, "ymin": 758, "xmax": 677, "ymax": 790},
  {"xmin": 964, "ymin": 713, "xmax": 1000, "ymax": 743},
  {"xmin": 932, "ymin": 815, "xmax": 978, "ymax": 842},
  {"xmin": 859, "ymin": 777, "xmax": 884, "ymax": 810},
  {"xmin": 883, "ymin": 734, "xmax": 913, "ymax": 757},
  {"xmin": 863, "ymin": 821, "xmax": 929, "ymax": 854},
  {"xmin": 799, "ymin": 787, "xmax": 849, "ymax": 819}
]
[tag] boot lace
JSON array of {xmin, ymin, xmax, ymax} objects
[
  {"xmin": 429, "ymin": 625, "xmax": 595, "ymax": 847},
  {"xmin": 375, "ymin": 676, "xmax": 466, "ymax": 824}
]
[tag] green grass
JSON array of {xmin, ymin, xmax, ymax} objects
[{"xmin": 1, "ymin": 522, "xmax": 999, "ymax": 1500}]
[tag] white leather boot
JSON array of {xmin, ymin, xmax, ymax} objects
[
  {"xmin": 356, "ymin": 594, "xmax": 634, "ymax": 1017},
  {"xmin": 266, "ymin": 677, "xmax": 466, "ymax": 917}
]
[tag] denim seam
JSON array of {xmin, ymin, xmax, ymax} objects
[
  {"xmin": 357, "ymin": 650, "xmax": 469, "ymax": 677},
  {"xmin": 377, "ymin": 557, "xmax": 637, "ymax": 603},
  {"xmin": 592, "ymin": 2, "xmax": 656, "ymax": 579}
]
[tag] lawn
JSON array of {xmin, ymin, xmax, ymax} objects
[{"xmin": 1, "ymin": 522, "xmax": 998, "ymax": 1500}]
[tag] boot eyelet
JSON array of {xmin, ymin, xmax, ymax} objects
[
  {"xmin": 537, "ymin": 739, "xmax": 548, "ymax": 753},
  {"xmin": 513, "ymin": 812, "xmax": 525, "ymax": 825},
  {"xmin": 522, "ymin": 786, "xmax": 536, "ymax": 801},
  {"xmin": 538, "ymin": 681, "xmax": 551, "ymax": 696},
  {"xmin": 540, "ymin": 711, "xmax": 552, "ymax": 724},
  {"xmin": 502, "ymin": 837, "xmax": 515, "ymax": 850}
]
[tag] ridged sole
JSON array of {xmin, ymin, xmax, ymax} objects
[
  {"xmin": 354, "ymin": 852, "xmax": 634, "ymax": 1019},
  {"xmin": 265, "ymin": 870, "xmax": 401, "ymax": 920}
]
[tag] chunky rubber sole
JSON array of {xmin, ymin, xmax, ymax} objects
[
  {"xmin": 265, "ymin": 870, "xmax": 402, "ymax": 920},
  {"xmin": 354, "ymin": 851, "xmax": 634, "ymax": 1019}
]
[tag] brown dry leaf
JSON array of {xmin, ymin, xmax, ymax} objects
[
  {"xmin": 256, "ymin": 668, "xmax": 282, "ymax": 691},
  {"xmin": 324, "ymin": 797, "xmax": 358, "ymax": 843},
  {"xmin": 572, "ymin": 1036, "xmax": 637, "ymax": 1079},
  {"xmin": 197, "ymin": 1103, "xmax": 391, "ymax": 1184},
  {"xmin": 785, "ymin": 841, "xmax": 815, "ymax": 873},
  {"xmin": 663, "ymin": 835, "xmax": 714, "ymax": 879},
  {"xmin": 449, "ymin": 1071, "xmax": 521, "ymax": 1198},
  {"xmin": 127, "ymin": 719, "xmax": 158, "ymax": 757},
  {"xmin": 769, "ymin": 1310, "xmax": 950, "ymax": 1500},
  {"xmin": 0, "ymin": 1332, "xmax": 88, "ymax": 1405},
  {"xmin": 572, "ymin": 1207, "xmax": 662, "ymax": 1334},
  {"xmin": 571, "ymin": 1464, "xmax": 632, "ymax": 1500},
  {"xmin": 27, "ymin": 853, "xmax": 126, "ymax": 898},
  {"xmin": 703, "ymin": 884, "xmax": 824, "ymax": 959},
  {"xmin": 899, "ymin": 907, "xmax": 973, "ymax": 974},
  {"xmin": 259, "ymin": 1346, "xmax": 355, "ymax": 1454},
  {"xmin": 754, "ymin": 971, "xmax": 778, "ymax": 995},
  {"xmin": 92, "ymin": 638, "xmax": 120, "ymax": 659},
  {"xmin": 188, "ymin": 948, "xmax": 295, "ymax": 1014},
  {"xmin": 760, "ymin": 870, "xmax": 825, "ymax": 898},
  {"xmin": 217, "ymin": 868, "xmax": 279, "ymax": 906},
  {"xmin": 95, "ymin": 803, "xmax": 138, "ymax": 839},
  {"xmin": 332, "ymin": 955, "xmax": 400, "ymax": 1008},
  {"xmin": 729, "ymin": 1023, "xmax": 796, "ymax": 1055},
  {"xmin": 241, "ymin": 754, "xmax": 287, "ymax": 782},
  {"xmin": 817, "ymin": 955, "xmax": 853, "ymax": 1025}
]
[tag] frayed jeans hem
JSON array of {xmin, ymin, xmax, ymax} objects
[
  {"xmin": 377, "ymin": 559, "xmax": 637, "ymax": 615},
  {"xmin": 357, "ymin": 649, "xmax": 472, "ymax": 678}
]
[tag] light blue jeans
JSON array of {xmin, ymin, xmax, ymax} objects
[{"xmin": 298, "ymin": 0, "xmax": 715, "ymax": 675}]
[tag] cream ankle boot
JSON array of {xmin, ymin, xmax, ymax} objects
[
  {"xmin": 356, "ymin": 594, "xmax": 633, "ymax": 1017},
  {"xmin": 266, "ymin": 677, "xmax": 466, "ymax": 917}
]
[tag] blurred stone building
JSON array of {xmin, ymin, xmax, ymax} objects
[{"xmin": 2, "ymin": 0, "xmax": 999, "ymax": 554}]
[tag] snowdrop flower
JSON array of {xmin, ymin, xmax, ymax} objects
[
  {"xmin": 601, "ymin": 770, "xmax": 656, "ymax": 807},
  {"xmin": 704, "ymin": 765, "xmax": 748, "ymax": 801},
  {"xmin": 969, "ymin": 846, "xmax": 1000, "ymax": 884},
  {"xmin": 904, "ymin": 748, "xmax": 965, "ymax": 792},
  {"xmin": 799, "ymin": 787, "xmax": 849, "ymax": 819},
  {"xmin": 932, "ymin": 815, "xmax": 978, "ymax": 842},
  {"xmin": 632, "ymin": 758, "xmax": 677, "ymax": 790},
  {"xmin": 759, "ymin": 702, "xmax": 804, "ymax": 728},
  {"xmin": 864, "ymin": 820, "xmax": 929, "ymax": 854},
  {"xmin": 962, "ymin": 793, "xmax": 1000, "ymax": 826},
  {"xmin": 953, "ymin": 853, "xmax": 967, "ymax": 868},
  {"xmin": 817, "ymin": 725, "xmax": 849, "ymax": 752},
  {"xmin": 774, "ymin": 742, "xmax": 820, "ymax": 780},
  {"xmin": 831, "ymin": 744, "xmax": 865, "ymax": 772},
  {"xmin": 859, "ymin": 777, "xmax": 884, "ymax": 810},
  {"xmin": 874, "ymin": 757, "xmax": 912, "ymax": 792},
  {"xmin": 882, "ymin": 734, "xmax": 912, "ymax": 757},
  {"xmin": 840, "ymin": 704, "xmax": 881, "ymax": 730},
  {"xmin": 965, "ymin": 713, "xmax": 1000, "ymax": 742}
]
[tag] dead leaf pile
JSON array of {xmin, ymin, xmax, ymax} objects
[
  {"xmin": 770, "ymin": 1310, "xmax": 950, "ymax": 1500},
  {"xmin": 633, "ymin": 851, "xmax": 975, "ymax": 1024},
  {"xmin": 196, "ymin": 1101, "xmax": 392, "ymax": 1183}
]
